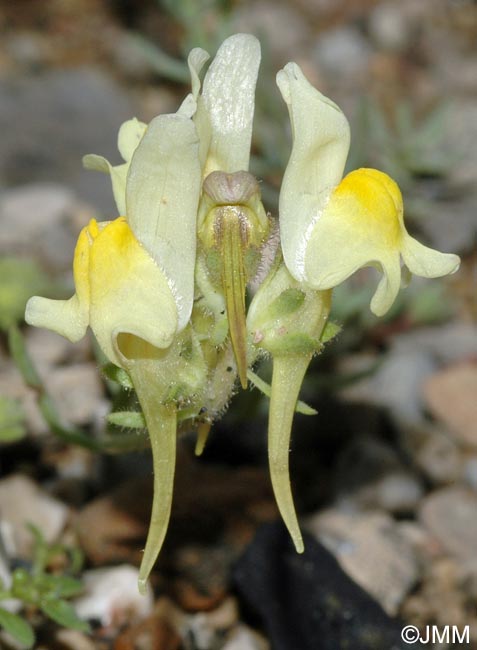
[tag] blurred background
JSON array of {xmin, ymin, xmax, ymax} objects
[{"xmin": 0, "ymin": 0, "xmax": 476, "ymax": 648}]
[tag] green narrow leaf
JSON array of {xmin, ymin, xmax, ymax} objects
[
  {"xmin": 247, "ymin": 369, "xmax": 317, "ymax": 415},
  {"xmin": 126, "ymin": 33, "xmax": 189, "ymax": 82},
  {"xmin": 0, "ymin": 607, "xmax": 35, "ymax": 648},
  {"xmin": 8, "ymin": 325, "xmax": 42, "ymax": 389},
  {"xmin": 0, "ymin": 257, "xmax": 54, "ymax": 331},
  {"xmin": 36, "ymin": 574, "xmax": 84, "ymax": 599},
  {"xmin": 8, "ymin": 326, "xmax": 149, "ymax": 453},
  {"xmin": 40, "ymin": 598, "xmax": 90, "ymax": 632},
  {"xmin": 0, "ymin": 396, "xmax": 27, "ymax": 443}
]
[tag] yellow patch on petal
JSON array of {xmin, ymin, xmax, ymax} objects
[
  {"xmin": 72, "ymin": 226, "xmax": 93, "ymax": 307},
  {"xmin": 27, "ymin": 216, "xmax": 178, "ymax": 369},
  {"xmin": 331, "ymin": 168, "xmax": 403, "ymax": 249},
  {"xmin": 87, "ymin": 218, "xmax": 178, "ymax": 366}
]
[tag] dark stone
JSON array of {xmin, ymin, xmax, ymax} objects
[
  {"xmin": 0, "ymin": 67, "xmax": 135, "ymax": 214},
  {"xmin": 233, "ymin": 522, "xmax": 425, "ymax": 650}
]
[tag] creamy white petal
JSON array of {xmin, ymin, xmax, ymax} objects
[
  {"xmin": 369, "ymin": 255, "xmax": 402, "ymax": 316},
  {"xmin": 200, "ymin": 33, "xmax": 260, "ymax": 175},
  {"xmin": 401, "ymin": 235, "xmax": 460, "ymax": 278},
  {"xmin": 117, "ymin": 118, "xmax": 147, "ymax": 161},
  {"xmin": 177, "ymin": 48, "xmax": 210, "ymax": 119},
  {"xmin": 25, "ymin": 295, "xmax": 88, "ymax": 343},
  {"xmin": 126, "ymin": 114, "xmax": 202, "ymax": 330},
  {"xmin": 188, "ymin": 47, "xmax": 210, "ymax": 99},
  {"xmin": 277, "ymin": 63, "xmax": 350, "ymax": 280},
  {"xmin": 304, "ymin": 202, "xmax": 380, "ymax": 290}
]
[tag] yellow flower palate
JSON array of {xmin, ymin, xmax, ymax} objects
[
  {"xmin": 305, "ymin": 167, "xmax": 460, "ymax": 315},
  {"xmin": 26, "ymin": 218, "xmax": 178, "ymax": 367}
]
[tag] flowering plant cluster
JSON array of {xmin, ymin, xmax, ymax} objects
[{"xmin": 26, "ymin": 34, "xmax": 459, "ymax": 592}]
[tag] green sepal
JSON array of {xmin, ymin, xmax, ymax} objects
[
  {"xmin": 262, "ymin": 332, "xmax": 322, "ymax": 356},
  {"xmin": 320, "ymin": 320, "xmax": 341, "ymax": 344},
  {"xmin": 108, "ymin": 411, "xmax": 146, "ymax": 429},
  {"xmin": 102, "ymin": 363, "xmax": 134, "ymax": 389}
]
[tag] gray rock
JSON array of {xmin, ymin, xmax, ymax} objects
[
  {"xmin": 0, "ymin": 362, "xmax": 47, "ymax": 436},
  {"xmin": 368, "ymin": 1, "xmax": 415, "ymax": 51},
  {"xmin": 0, "ymin": 183, "xmax": 78, "ymax": 269},
  {"xmin": 419, "ymin": 487, "xmax": 477, "ymax": 562},
  {"xmin": 4, "ymin": 31, "xmax": 52, "ymax": 69},
  {"xmin": 0, "ymin": 68, "xmax": 134, "ymax": 214},
  {"xmin": 0, "ymin": 475, "xmax": 69, "ymax": 557},
  {"xmin": 444, "ymin": 100, "xmax": 477, "ymax": 186},
  {"xmin": 26, "ymin": 328, "xmax": 91, "ymax": 371},
  {"xmin": 305, "ymin": 509, "xmax": 420, "ymax": 616},
  {"xmin": 340, "ymin": 349, "xmax": 437, "ymax": 426},
  {"xmin": 417, "ymin": 195, "xmax": 477, "ymax": 255},
  {"xmin": 46, "ymin": 364, "xmax": 105, "ymax": 427},
  {"xmin": 462, "ymin": 456, "xmax": 477, "ymax": 491},
  {"xmin": 312, "ymin": 26, "xmax": 372, "ymax": 83},
  {"xmin": 232, "ymin": 0, "xmax": 312, "ymax": 65},
  {"xmin": 340, "ymin": 471, "xmax": 424, "ymax": 514},
  {"xmin": 391, "ymin": 322, "xmax": 477, "ymax": 366},
  {"xmin": 416, "ymin": 428, "xmax": 462, "ymax": 485},
  {"xmin": 424, "ymin": 362, "xmax": 477, "ymax": 449}
]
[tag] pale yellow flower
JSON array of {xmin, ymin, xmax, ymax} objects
[
  {"xmin": 277, "ymin": 63, "xmax": 460, "ymax": 315},
  {"xmin": 26, "ymin": 113, "xmax": 202, "ymax": 358}
]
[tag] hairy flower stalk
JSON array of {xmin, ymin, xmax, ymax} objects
[{"xmin": 25, "ymin": 33, "xmax": 460, "ymax": 588}]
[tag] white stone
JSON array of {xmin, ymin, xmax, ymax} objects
[
  {"xmin": 73, "ymin": 565, "xmax": 153, "ymax": 627},
  {"xmin": 223, "ymin": 624, "xmax": 270, "ymax": 650},
  {"xmin": 0, "ymin": 475, "xmax": 69, "ymax": 556},
  {"xmin": 46, "ymin": 364, "xmax": 104, "ymax": 427},
  {"xmin": 0, "ymin": 183, "xmax": 74, "ymax": 248}
]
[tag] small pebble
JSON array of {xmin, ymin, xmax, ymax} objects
[
  {"xmin": 0, "ymin": 474, "xmax": 69, "ymax": 556},
  {"xmin": 222, "ymin": 624, "xmax": 270, "ymax": 650},
  {"xmin": 419, "ymin": 487, "xmax": 477, "ymax": 562},
  {"xmin": 74, "ymin": 565, "xmax": 153, "ymax": 628}
]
